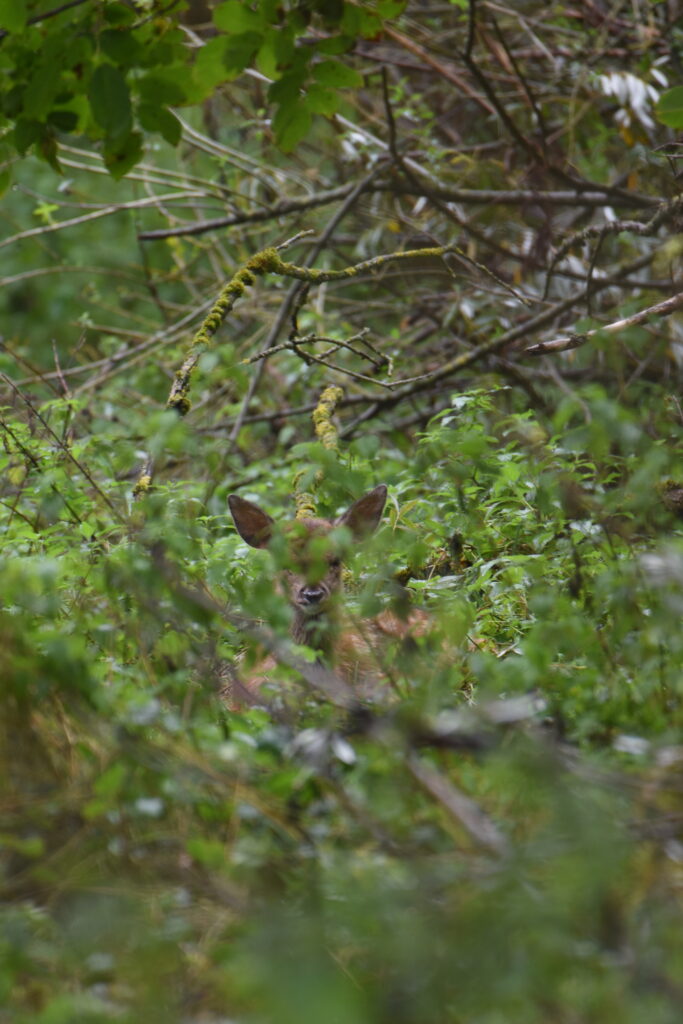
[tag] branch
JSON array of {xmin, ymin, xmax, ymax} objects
[
  {"xmin": 408, "ymin": 754, "xmax": 509, "ymax": 856},
  {"xmin": 545, "ymin": 195, "xmax": 683, "ymax": 297},
  {"xmin": 0, "ymin": 0, "xmax": 90, "ymax": 41},
  {"xmin": 0, "ymin": 191, "xmax": 206, "ymax": 251},
  {"xmin": 338, "ymin": 250, "xmax": 657, "ymax": 434},
  {"xmin": 137, "ymin": 183, "xmax": 661, "ymax": 241},
  {"xmin": 524, "ymin": 291, "xmax": 683, "ymax": 356}
]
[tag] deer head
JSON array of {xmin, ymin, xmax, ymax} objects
[{"xmin": 227, "ymin": 485, "xmax": 388, "ymax": 652}]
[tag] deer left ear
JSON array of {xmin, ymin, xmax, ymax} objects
[
  {"xmin": 228, "ymin": 494, "xmax": 274, "ymax": 548},
  {"xmin": 336, "ymin": 484, "xmax": 387, "ymax": 539}
]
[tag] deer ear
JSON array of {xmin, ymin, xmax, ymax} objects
[
  {"xmin": 228, "ymin": 495, "xmax": 274, "ymax": 548},
  {"xmin": 336, "ymin": 484, "xmax": 387, "ymax": 539}
]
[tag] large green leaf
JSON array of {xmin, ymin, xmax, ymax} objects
[
  {"xmin": 224, "ymin": 31, "xmax": 264, "ymax": 75},
  {"xmin": 99, "ymin": 28, "xmax": 144, "ymax": 67},
  {"xmin": 22, "ymin": 65, "xmax": 62, "ymax": 121},
  {"xmin": 103, "ymin": 130, "xmax": 143, "ymax": 179},
  {"xmin": 305, "ymin": 83, "xmax": 341, "ymax": 116},
  {"xmin": 138, "ymin": 103, "xmax": 182, "ymax": 146},
  {"xmin": 0, "ymin": 0, "xmax": 26, "ymax": 33},
  {"xmin": 312, "ymin": 59, "xmax": 363, "ymax": 89},
  {"xmin": 213, "ymin": 1, "xmax": 263, "ymax": 33},
  {"xmin": 88, "ymin": 63, "xmax": 132, "ymax": 143},
  {"xmin": 273, "ymin": 99, "xmax": 312, "ymax": 151},
  {"xmin": 136, "ymin": 72, "xmax": 187, "ymax": 107}
]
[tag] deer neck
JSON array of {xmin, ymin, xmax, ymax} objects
[{"xmin": 290, "ymin": 606, "xmax": 341, "ymax": 663}]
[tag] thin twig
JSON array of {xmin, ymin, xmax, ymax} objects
[{"xmin": 0, "ymin": 191, "xmax": 206, "ymax": 251}]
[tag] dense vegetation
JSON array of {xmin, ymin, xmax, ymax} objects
[{"xmin": 2, "ymin": 1, "xmax": 683, "ymax": 1021}]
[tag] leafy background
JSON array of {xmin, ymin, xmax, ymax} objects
[{"xmin": 1, "ymin": 1, "xmax": 683, "ymax": 1021}]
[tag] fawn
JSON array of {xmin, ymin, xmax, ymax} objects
[{"xmin": 227, "ymin": 484, "xmax": 431, "ymax": 702}]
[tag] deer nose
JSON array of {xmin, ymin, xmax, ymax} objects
[{"xmin": 298, "ymin": 584, "xmax": 327, "ymax": 607}]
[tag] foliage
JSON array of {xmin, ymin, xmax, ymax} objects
[
  {"xmin": 0, "ymin": 0, "xmax": 405, "ymax": 179},
  {"xmin": 2, "ymin": 1, "xmax": 683, "ymax": 1023}
]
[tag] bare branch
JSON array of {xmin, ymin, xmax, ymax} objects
[{"xmin": 524, "ymin": 291, "xmax": 683, "ymax": 357}]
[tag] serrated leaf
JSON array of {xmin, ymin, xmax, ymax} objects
[
  {"xmin": 224, "ymin": 31, "xmax": 263, "ymax": 74},
  {"xmin": 273, "ymin": 100, "xmax": 311, "ymax": 151},
  {"xmin": 256, "ymin": 36, "xmax": 278, "ymax": 79},
  {"xmin": 0, "ymin": 0, "xmax": 26, "ymax": 33},
  {"xmin": 256, "ymin": 27, "xmax": 294, "ymax": 78},
  {"xmin": 88, "ymin": 64, "xmax": 132, "ymax": 143},
  {"xmin": 305, "ymin": 83, "xmax": 340, "ymax": 116},
  {"xmin": 268, "ymin": 69, "xmax": 307, "ymax": 105},
  {"xmin": 138, "ymin": 103, "xmax": 182, "ymax": 146},
  {"xmin": 358, "ymin": 10, "xmax": 382, "ymax": 37},
  {"xmin": 656, "ymin": 87, "xmax": 683, "ymax": 129},
  {"xmin": 316, "ymin": 34, "xmax": 354, "ymax": 55},
  {"xmin": 213, "ymin": 1, "xmax": 263, "ymax": 33},
  {"xmin": 194, "ymin": 35, "xmax": 232, "ymax": 95},
  {"xmin": 312, "ymin": 59, "xmax": 363, "ymax": 89}
]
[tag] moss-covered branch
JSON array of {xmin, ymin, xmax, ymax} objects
[{"xmin": 294, "ymin": 385, "xmax": 343, "ymax": 518}]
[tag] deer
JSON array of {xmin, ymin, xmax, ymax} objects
[{"xmin": 226, "ymin": 484, "xmax": 433, "ymax": 704}]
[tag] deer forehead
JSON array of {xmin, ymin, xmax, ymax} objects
[{"xmin": 276, "ymin": 518, "xmax": 345, "ymax": 567}]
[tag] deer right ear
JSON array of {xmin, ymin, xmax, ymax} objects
[
  {"xmin": 228, "ymin": 495, "xmax": 274, "ymax": 548},
  {"xmin": 336, "ymin": 484, "xmax": 388, "ymax": 539}
]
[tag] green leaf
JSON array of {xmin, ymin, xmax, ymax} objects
[
  {"xmin": 316, "ymin": 35, "xmax": 354, "ymax": 55},
  {"xmin": 224, "ymin": 31, "xmax": 263, "ymax": 74},
  {"xmin": 273, "ymin": 100, "xmax": 311, "ymax": 151},
  {"xmin": 0, "ymin": 141, "xmax": 12, "ymax": 195},
  {"xmin": 136, "ymin": 72, "xmax": 187, "ymax": 107},
  {"xmin": 377, "ymin": 0, "xmax": 407, "ymax": 14},
  {"xmin": 93, "ymin": 760, "xmax": 127, "ymax": 798},
  {"xmin": 0, "ymin": 0, "xmax": 27, "ymax": 33},
  {"xmin": 186, "ymin": 837, "xmax": 226, "ymax": 869},
  {"xmin": 38, "ymin": 133, "xmax": 63, "ymax": 175},
  {"xmin": 23, "ymin": 65, "xmax": 62, "ymax": 121},
  {"xmin": 213, "ymin": 1, "xmax": 263, "ymax": 33},
  {"xmin": 312, "ymin": 60, "xmax": 363, "ymax": 89},
  {"xmin": 305, "ymin": 83, "xmax": 340, "ymax": 116},
  {"xmin": 268, "ymin": 68, "xmax": 307, "ymax": 105},
  {"xmin": 47, "ymin": 109, "xmax": 79, "ymax": 132},
  {"xmin": 138, "ymin": 103, "xmax": 182, "ymax": 146},
  {"xmin": 358, "ymin": 10, "xmax": 382, "ymax": 37},
  {"xmin": 656, "ymin": 86, "xmax": 683, "ymax": 129},
  {"xmin": 12, "ymin": 118, "xmax": 41, "ymax": 154},
  {"xmin": 88, "ymin": 63, "xmax": 132, "ymax": 143},
  {"xmin": 256, "ymin": 27, "xmax": 294, "ymax": 78},
  {"xmin": 99, "ymin": 28, "xmax": 144, "ymax": 67},
  {"xmin": 103, "ymin": 130, "xmax": 143, "ymax": 179},
  {"xmin": 192, "ymin": 37, "xmax": 230, "ymax": 98},
  {"xmin": 313, "ymin": 0, "xmax": 344, "ymax": 24}
]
